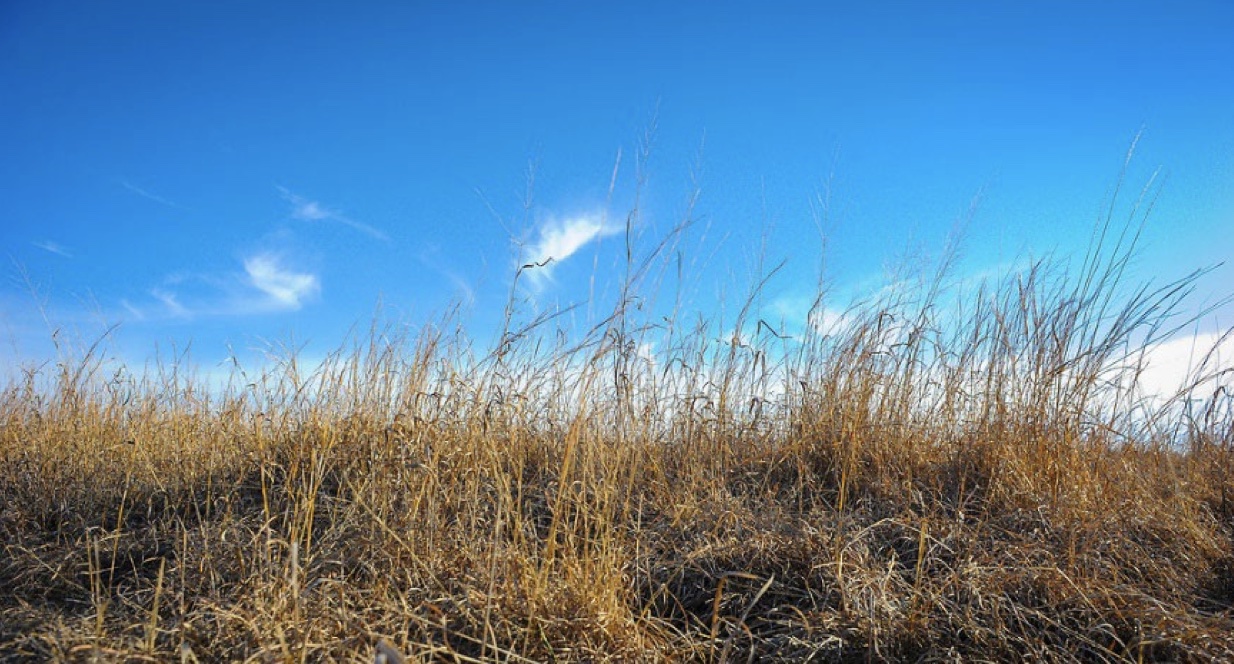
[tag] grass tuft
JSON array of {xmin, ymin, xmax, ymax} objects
[{"xmin": 3, "ymin": 175, "xmax": 1233, "ymax": 662}]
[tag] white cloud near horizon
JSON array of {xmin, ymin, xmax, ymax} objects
[
  {"xmin": 1129, "ymin": 331, "xmax": 1234, "ymax": 404},
  {"xmin": 277, "ymin": 186, "xmax": 389, "ymax": 241},
  {"xmin": 521, "ymin": 212, "xmax": 621, "ymax": 289},
  {"xmin": 767, "ymin": 291, "xmax": 850, "ymax": 339},
  {"xmin": 32, "ymin": 240, "xmax": 72, "ymax": 258},
  {"xmin": 243, "ymin": 253, "xmax": 320, "ymax": 310}
]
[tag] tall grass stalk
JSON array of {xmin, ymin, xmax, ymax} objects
[{"xmin": 1, "ymin": 172, "xmax": 1232, "ymax": 662}]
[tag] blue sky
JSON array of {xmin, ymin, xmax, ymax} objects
[{"xmin": 3, "ymin": 2, "xmax": 1233, "ymax": 389}]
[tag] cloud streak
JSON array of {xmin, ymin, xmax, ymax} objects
[
  {"xmin": 150, "ymin": 288, "xmax": 190, "ymax": 318},
  {"xmin": 32, "ymin": 240, "xmax": 72, "ymax": 257},
  {"xmin": 277, "ymin": 186, "xmax": 388, "ymax": 241},
  {"xmin": 122, "ymin": 252, "xmax": 320, "ymax": 321},
  {"xmin": 120, "ymin": 180, "xmax": 187, "ymax": 210},
  {"xmin": 521, "ymin": 212, "xmax": 621, "ymax": 289},
  {"xmin": 417, "ymin": 247, "xmax": 476, "ymax": 306}
]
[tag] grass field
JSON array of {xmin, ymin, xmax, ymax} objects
[{"xmin": 3, "ymin": 201, "xmax": 1233, "ymax": 661}]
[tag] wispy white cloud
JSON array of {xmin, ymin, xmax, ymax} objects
[
  {"xmin": 243, "ymin": 253, "xmax": 320, "ymax": 310},
  {"xmin": 417, "ymin": 246, "xmax": 476, "ymax": 306},
  {"xmin": 445, "ymin": 273, "xmax": 476, "ymax": 306},
  {"xmin": 32, "ymin": 240, "xmax": 72, "ymax": 257},
  {"xmin": 277, "ymin": 186, "xmax": 388, "ymax": 241},
  {"xmin": 121, "ymin": 252, "xmax": 320, "ymax": 322},
  {"xmin": 120, "ymin": 180, "xmax": 186, "ymax": 210},
  {"xmin": 150, "ymin": 288, "xmax": 190, "ymax": 318},
  {"xmin": 520, "ymin": 212, "xmax": 621, "ymax": 289},
  {"xmin": 120, "ymin": 299, "xmax": 146, "ymax": 321}
]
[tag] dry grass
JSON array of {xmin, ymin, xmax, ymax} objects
[{"xmin": 3, "ymin": 173, "xmax": 1233, "ymax": 662}]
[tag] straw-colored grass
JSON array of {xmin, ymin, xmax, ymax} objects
[{"xmin": 2, "ymin": 166, "xmax": 1232, "ymax": 662}]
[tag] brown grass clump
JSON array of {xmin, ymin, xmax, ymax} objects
[{"xmin": 2, "ymin": 169, "xmax": 1233, "ymax": 662}]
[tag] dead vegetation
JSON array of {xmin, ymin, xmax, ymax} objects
[{"xmin": 2, "ymin": 164, "xmax": 1233, "ymax": 662}]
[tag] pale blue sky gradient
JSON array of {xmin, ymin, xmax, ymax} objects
[{"xmin": 3, "ymin": 2, "xmax": 1233, "ymax": 384}]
